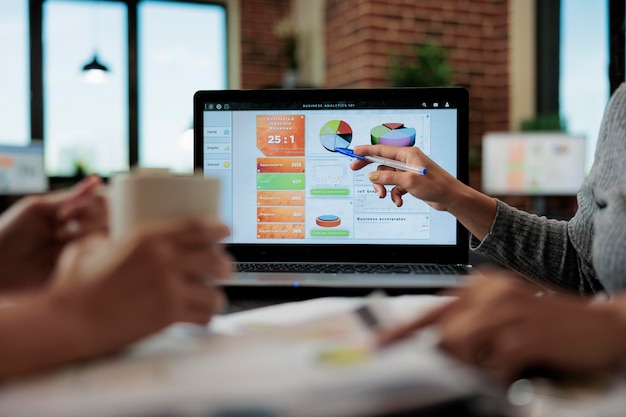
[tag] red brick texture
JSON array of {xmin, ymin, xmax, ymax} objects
[
  {"xmin": 324, "ymin": 0, "xmax": 509, "ymax": 189},
  {"xmin": 240, "ymin": 0, "xmax": 511, "ymax": 189},
  {"xmin": 240, "ymin": 0, "xmax": 293, "ymax": 89}
]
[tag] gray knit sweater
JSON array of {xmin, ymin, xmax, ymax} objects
[{"xmin": 471, "ymin": 83, "xmax": 626, "ymax": 295}]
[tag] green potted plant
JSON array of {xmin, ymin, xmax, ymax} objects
[{"xmin": 388, "ymin": 41, "xmax": 452, "ymax": 87}]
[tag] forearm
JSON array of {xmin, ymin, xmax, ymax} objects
[
  {"xmin": 445, "ymin": 183, "xmax": 497, "ymax": 241},
  {"xmin": 0, "ymin": 294, "xmax": 95, "ymax": 380}
]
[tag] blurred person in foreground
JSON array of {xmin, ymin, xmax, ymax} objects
[
  {"xmin": 380, "ymin": 273, "xmax": 626, "ymax": 383},
  {"xmin": 0, "ymin": 176, "xmax": 232, "ymax": 380}
]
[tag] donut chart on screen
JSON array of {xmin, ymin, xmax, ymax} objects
[
  {"xmin": 316, "ymin": 215, "xmax": 341, "ymax": 227},
  {"xmin": 370, "ymin": 123, "xmax": 416, "ymax": 146},
  {"xmin": 320, "ymin": 120, "xmax": 353, "ymax": 151}
]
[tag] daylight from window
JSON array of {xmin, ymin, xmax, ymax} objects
[
  {"xmin": 560, "ymin": 0, "xmax": 609, "ymax": 173},
  {"xmin": 0, "ymin": 1, "xmax": 612, "ymax": 176},
  {"xmin": 44, "ymin": 0, "xmax": 128, "ymax": 176},
  {"xmin": 42, "ymin": 0, "xmax": 226, "ymax": 176},
  {"xmin": 0, "ymin": 0, "xmax": 29, "ymax": 146},
  {"xmin": 139, "ymin": 2, "xmax": 227, "ymax": 172}
]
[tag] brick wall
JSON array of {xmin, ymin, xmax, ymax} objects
[
  {"xmin": 324, "ymin": 0, "xmax": 510, "ymax": 189},
  {"xmin": 240, "ymin": 0, "xmax": 293, "ymax": 89},
  {"xmin": 240, "ymin": 0, "xmax": 511, "ymax": 190}
]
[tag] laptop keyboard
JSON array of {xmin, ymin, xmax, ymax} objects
[{"xmin": 235, "ymin": 263, "xmax": 471, "ymax": 275}]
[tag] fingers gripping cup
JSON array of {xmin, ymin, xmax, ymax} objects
[{"xmin": 108, "ymin": 168, "xmax": 220, "ymax": 239}]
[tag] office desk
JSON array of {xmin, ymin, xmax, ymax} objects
[{"xmin": 0, "ymin": 296, "xmax": 623, "ymax": 417}]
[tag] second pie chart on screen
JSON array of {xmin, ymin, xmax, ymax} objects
[
  {"xmin": 320, "ymin": 120, "xmax": 353, "ymax": 151},
  {"xmin": 370, "ymin": 123, "xmax": 416, "ymax": 146}
]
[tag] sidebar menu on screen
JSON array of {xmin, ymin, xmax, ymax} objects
[{"xmin": 203, "ymin": 110, "xmax": 233, "ymax": 231}]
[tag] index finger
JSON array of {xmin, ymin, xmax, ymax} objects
[
  {"xmin": 58, "ymin": 175, "xmax": 104, "ymax": 220},
  {"xmin": 377, "ymin": 297, "xmax": 460, "ymax": 346}
]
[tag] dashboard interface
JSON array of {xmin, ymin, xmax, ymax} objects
[{"xmin": 198, "ymin": 91, "xmax": 464, "ymax": 247}]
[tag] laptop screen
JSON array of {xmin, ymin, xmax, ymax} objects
[
  {"xmin": 194, "ymin": 88, "xmax": 469, "ymax": 265},
  {"xmin": 0, "ymin": 142, "xmax": 47, "ymax": 195}
]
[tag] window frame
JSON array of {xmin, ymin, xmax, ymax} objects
[
  {"xmin": 608, "ymin": 0, "xmax": 625, "ymax": 94},
  {"xmin": 536, "ymin": 0, "xmax": 625, "ymax": 114},
  {"xmin": 29, "ymin": 0, "xmax": 229, "ymax": 183}
]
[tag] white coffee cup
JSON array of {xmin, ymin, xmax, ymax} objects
[{"xmin": 108, "ymin": 168, "xmax": 220, "ymax": 239}]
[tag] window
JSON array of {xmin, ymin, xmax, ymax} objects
[
  {"xmin": 43, "ymin": 0, "xmax": 128, "ymax": 176},
  {"xmin": 10, "ymin": 0, "xmax": 228, "ymax": 178},
  {"xmin": 138, "ymin": 1, "xmax": 227, "ymax": 172},
  {"xmin": 560, "ymin": 0, "xmax": 609, "ymax": 172},
  {"xmin": 0, "ymin": 0, "xmax": 30, "ymax": 146}
]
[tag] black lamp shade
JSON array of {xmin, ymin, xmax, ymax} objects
[{"xmin": 82, "ymin": 55, "xmax": 109, "ymax": 72}]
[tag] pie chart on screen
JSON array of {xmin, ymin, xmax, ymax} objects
[
  {"xmin": 316, "ymin": 215, "xmax": 341, "ymax": 227},
  {"xmin": 370, "ymin": 123, "xmax": 416, "ymax": 146},
  {"xmin": 320, "ymin": 120, "xmax": 353, "ymax": 151}
]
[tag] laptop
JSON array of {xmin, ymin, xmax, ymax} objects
[
  {"xmin": 0, "ymin": 142, "xmax": 47, "ymax": 195},
  {"xmin": 194, "ymin": 87, "xmax": 473, "ymax": 297}
]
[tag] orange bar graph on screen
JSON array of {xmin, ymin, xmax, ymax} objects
[
  {"xmin": 257, "ymin": 223, "xmax": 305, "ymax": 239},
  {"xmin": 0, "ymin": 157, "xmax": 15, "ymax": 168},
  {"xmin": 257, "ymin": 190, "xmax": 305, "ymax": 207},
  {"xmin": 257, "ymin": 207, "xmax": 305, "ymax": 223},
  {"xmin": 257, "ymin": 157, "xmax": 305, "ymax": 173},
  {"xmin": 257, "ymin": 114, "xmax": 305, "ymax": 156}
]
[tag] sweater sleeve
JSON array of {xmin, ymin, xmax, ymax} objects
[
  {"xmin": 470, "ymin": 82, "xmax": 626, "ymax": 295},
  {"xmin": 469, "ymin": 200, "xmax": 599, "ymax": 293}
]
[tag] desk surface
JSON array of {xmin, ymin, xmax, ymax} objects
[{"xmin": 0, "ymin": 296, "xmax": 623, "ymax": 417}]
